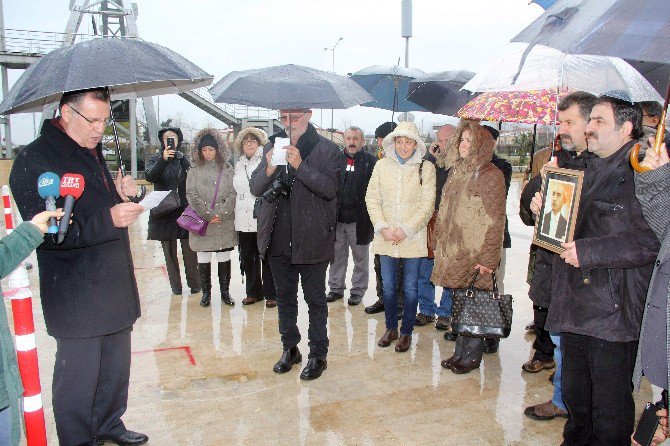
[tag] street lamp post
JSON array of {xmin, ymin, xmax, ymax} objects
[{"xmin": 324, "ymin": 37, "xmax": 343, "ymax": 131}]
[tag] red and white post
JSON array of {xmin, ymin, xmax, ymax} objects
[{"xmin": 2, "ymin": 185, "xmax": 47, "ymax": 446}]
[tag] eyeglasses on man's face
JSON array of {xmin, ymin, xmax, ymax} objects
[
  {"xmin": 278, "ymin": 113, "xmax": 306, "ymax": 123},
  {"xmin": 69, "ymin": 105, "xmax": 112, "ymax": 127}
]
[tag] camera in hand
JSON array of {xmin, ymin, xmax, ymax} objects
[{"xmin": 261, "ymin": 176, "xmax": 291, "ymax": 203}]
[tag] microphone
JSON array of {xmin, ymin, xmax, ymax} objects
[
  {"xmin": 56, "ymin": 173, "xmax": 85, "ymax": 244},
  {"xmin": 37, "ymin": 172, "xmax": 60, "ymax": 234}
]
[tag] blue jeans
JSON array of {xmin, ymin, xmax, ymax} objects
[
  {"xmin": 380, "ymin": 256, "xmax": 421, "ymax": 335},
  {"xmin": 550, "ymin": 332, "xmax": 566, "ymax": 410},
  {"xmin": 437, "ymin": 288, "xmax": 452, "ymax": 317},
  {"xmin": 417, "ymin": 258, "xmax": 436, "ymax": 315}
]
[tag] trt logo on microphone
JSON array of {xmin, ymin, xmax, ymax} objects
[{"xmin": 61, "ymin": 176, "xmax": 83, "ymax": 190}]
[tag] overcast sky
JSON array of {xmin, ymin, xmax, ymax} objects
[{"xmin": 2, "ymin": 0, "xmax": 544, "ymax": 144}]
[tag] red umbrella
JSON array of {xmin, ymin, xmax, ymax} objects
[{"xmin": 457, "ymin": 88, "xmax": 571, "ymax": 125}]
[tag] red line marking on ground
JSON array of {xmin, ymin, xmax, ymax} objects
[{"xmin": 132, "ymin": 346, "xmax": 196, "ymax": 365}]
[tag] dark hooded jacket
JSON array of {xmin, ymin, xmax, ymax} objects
[
  {"xmin": 249, "ymin": 123, "xmax": 342, "ymax": 264},
  {"xmin": 546, "ymin": 141, "xmax": 660, "ymax": 342},
  {"xmin": 145, "ymin": 127, "xmax": 191, "ymax": 240},
  {"xmin": 9, "ymin": 119, "xmax": 140, "ymax": 338}
]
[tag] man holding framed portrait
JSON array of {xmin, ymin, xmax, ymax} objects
[
  {"xmin": 522, "ymin": 91, "xmax": 597, "ymax": 422},
  {"xmin": 540, "ymin": 95, "xmax": 659, "ymax": 445}
]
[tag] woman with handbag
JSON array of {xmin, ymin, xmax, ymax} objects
[
  {"xmin": 365, "ymin": 121, "xmax": 436, "ymax": 352},
  {"xmin": 431, "ymin": 120, "xmax": 506, "ymax": 374},
  {"xmin": 145, "ymin": 127, "xmax": 200, "ymax": 296},
  {"xmin": 186, "ymin": 127, "xmax": 237, "ymax": 307},
  {"xmin": 232, "ymin": 127, "xmax": 277, "ymax": 308}
]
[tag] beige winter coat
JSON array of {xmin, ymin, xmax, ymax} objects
[
  {"xmin": 365, "ymin": 146, "xmax": 436, "ymax": 258},
  {"xmin": 186, "ymin": 128, "xmax": 237, "ymax": 252},
  {"xmin": 430, "ymin": 121, "xmax": 506, "ymax": 290}
]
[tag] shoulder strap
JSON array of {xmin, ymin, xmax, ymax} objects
[{"xmin": 210, "ymin": 168, "xmax": 225, "ymax": 210}]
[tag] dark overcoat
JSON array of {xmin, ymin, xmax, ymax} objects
[{"xmin": 9, "ymin": 119, "xmax": 140, "ymax": 338}]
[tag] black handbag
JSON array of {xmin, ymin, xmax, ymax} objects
[
  {"xmin": 149, "ymin": 189, "xmax": 182, "ymax": 218},
  {"xmin": 451, "ymin": 271, "xmax": 513, "ymax": 339}
]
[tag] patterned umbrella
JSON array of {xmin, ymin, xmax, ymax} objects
[{"xmin": 457, "ymin": 88, "xmax": 571, "ymax": 125}]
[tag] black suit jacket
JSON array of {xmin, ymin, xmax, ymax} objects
[{"xmin": 542, "ymin": 211, "xmax": 567, "ymax": 239}]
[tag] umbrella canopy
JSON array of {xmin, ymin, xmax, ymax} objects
[
  {"xmin": 208, "ymin": 64, "xmax": 372, "ymax": 110},
  {"xmin": 462, "ymin": 44, "xmax": 663, "ymax": 103},
  {"xmin": 512, "ymin": 0, "xmax": 670, "ymax": 65},
  {"xmin": 406, "ymin": 70, "xmax": 479, "ymax": 116},
  {"xmin": 0, "ymin": 37, "xmax": 213, "ymax": 115},
  {"xmin": 350, "ymin": 65, "xmax": 427, "ymax": 112},
  {"xmin": 457, "ymin": 88, "xmax": 571, "ymax": 125}
]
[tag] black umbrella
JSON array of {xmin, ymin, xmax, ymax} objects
[
  {"xmin": 406, "ymin": 70, "xmax": 479, "ymax": 115},
  {"xmin": 0, "ymin": 37, "xmax": 213, "ymax": 195},
  {"xmin": 209, "ymin": 64, "xmax": 372, "ymax": 110}
]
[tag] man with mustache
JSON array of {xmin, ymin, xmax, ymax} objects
[
  {"xmin": 327, "ymin": 126, "xmax": 377, "ymax": 306},
  {"xmin": 522, "ymin": 91, "xmax": 596, "ymax": 422},
  {"xmin": 534, "ymin": 95, "xmax": 659, "ymax": 444}
]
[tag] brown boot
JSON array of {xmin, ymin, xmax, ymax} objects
[
  {"xmin": 524, "ymin": 401, "xmax": 568, "ymax": 420},
  {"xmin": 395, "ymin": 334, "xmax": 411, "ymax": 352},
  {"xmin": 377, "ymin": 329, "xmax": 398, "ymax": 347}
]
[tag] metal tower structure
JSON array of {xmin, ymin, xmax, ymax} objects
[{"xmin": 63, "ymin": 0, "xmax": 159, "ymax": 178}]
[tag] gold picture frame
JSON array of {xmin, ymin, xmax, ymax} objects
[{"xmin": 533, "ymin": 166, "xmax": 584, "ymax": 254}]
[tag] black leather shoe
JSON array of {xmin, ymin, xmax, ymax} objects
[
  {"xmin": 273, "ymin": 347, "xmax": 302, "ymax": 373},
  {"xmin": 97, "ymin": 430, "xmax": 148, "ymax": 445},
  {"xmin": 326, "ymin": 292, "xmax": 344, "ymax": 302},
  {"xmin": 444, "ymin": 331, "xmax": 458, "ymax": 341},
  {"xmin": 348, "ymin": 295, "xmax": 363, "ymax": 306},
  {"xmin": 364, "ymin": 299, "xmax": 384, "ymax": 314},
  {"xmin": 483, "ymin": 338, "xmax": 499, "ymax": 354},
  {"xmin": 299, "ymin": 358, "xmax": 327, "ymax": 380}
]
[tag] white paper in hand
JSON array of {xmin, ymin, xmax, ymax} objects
[
  {"xmin": 138, "ymin": 191, "xmax": 171, "ymax": 212},
  {"xmin": 272, "ymin": 138, "xmax": 290, "ymax": 166}
]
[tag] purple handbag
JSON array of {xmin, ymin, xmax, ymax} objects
[{"xmin": 177, "ymin": 168, "xmax": 224, "ymax": 236}]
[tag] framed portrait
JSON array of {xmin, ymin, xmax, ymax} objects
[{"xmin": 533, "ymin": 167, "xmax": 584, "ymax": 254}]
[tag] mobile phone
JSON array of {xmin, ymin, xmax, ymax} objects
[
  {"xmin": 167, "ymin": 137, "xmax": 175, "ymax": 149},
  {"xmin": 633, "ymin": 402, "xmax": 661, "ymax": 446}
]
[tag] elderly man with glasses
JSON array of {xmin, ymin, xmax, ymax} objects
[
  {"xmin": 9, "ymin": 88, "xmax": 148, "ymax": 446},
  {"xmin": 250, "ymin": 108, "xmax": 342, "ymax": 380}
]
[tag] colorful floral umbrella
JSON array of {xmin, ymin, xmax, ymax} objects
[{"xmin": 457, "ymin": 88, "xmax": 571, "ymax": 125}]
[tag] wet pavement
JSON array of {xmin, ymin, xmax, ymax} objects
[{"xmin": 11, "ymin": 179, "xmax": 654, "ymax": 445}]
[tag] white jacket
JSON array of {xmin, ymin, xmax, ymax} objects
[{"xmin": 232, "ymin": 151, "xmax": 262, "ymax": 232}]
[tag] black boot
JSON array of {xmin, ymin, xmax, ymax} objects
[
  {"xmin": 450, "ymin": 336, "xmax": 484, "ymax": 374},
  {"xmin": 198, "ymin": 262, "xmax": 211, "ymax": 307},
  {"xmin": 442, "ymin": 332, "xmax": 464, "ymax": 368},
  {"xmin": 218, "ymin": 261, "xmax": 234, "ymax": 306}
]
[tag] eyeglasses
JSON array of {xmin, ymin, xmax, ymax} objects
[
  {"xmin": 278, "ymin": 113, "xmax": 306, "ymax": 123},
  {"xmin": 242, "ymin": 139, "xmax": 259, "ymax": 145},
  {"xmin": 69, "ymin": 105, "xmax": 112, "ymax": 127}
]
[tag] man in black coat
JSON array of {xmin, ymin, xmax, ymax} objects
[
  {"xmin": 9, "ymin": 89, "xmax": 148, "ymax": 445},
  {"xmin": 145, "ymin": 127, "xmax": 200, "ymax": 295},
  {"xmin": 250, "ymin": 108, "xmax": 341, "ymax": 380},
  {"xmin": 326, "ymin": 126, "xmax": 376, "ymax": 306},
  {"xmin": 534, "ymin": 95, "xmax": 659, "ymax": 444},
  {"xmin": 521, "ymin": 91, "xmax": 597, "ymax": 422},
  {"xmin": 541, "ymin": 187, "xmax": 568, "ymax": 240}
]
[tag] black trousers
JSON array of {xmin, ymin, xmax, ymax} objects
[
  {"xmin": 238, "ymin": 231, "xmax": 275, "ymax": 300},
  {"xmin": 268, "ymin": 255, "xmax": 329, "ymax": 359},
  {"xmin": 373, "ymin": 254, "xmax": 404, "ymax": 306},
  {"xmin": 532, "ymin": 305, "xmax": 554, "ymax": 362},
  {"xmin": 53, "ymin": 327, "xmax": 132, "ymax": 446},
  {"xmin": 561, "ymin": 332, "xmax": 637, "ymax": 446},
  {"xmin": 161, "ymin": 239, "xmax": 200, "ymax": 293}
]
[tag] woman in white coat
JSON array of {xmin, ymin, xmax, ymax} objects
[{"xmin": 232, "ymin": 127, "xmax": 277, "ymax": 307}]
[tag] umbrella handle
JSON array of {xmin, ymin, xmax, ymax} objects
[
  {"xmin": 632, "ymin": 81, "xmax": 670, "ymax": 173},
  {"xmin": 630, "ymin": 125, "xmax": 665, "ymax": 173}
]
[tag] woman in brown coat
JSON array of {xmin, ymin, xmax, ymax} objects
[
  {"xmin": 431, "ymin": 120, "xmax": 506, "ymax": 374},
  {"xmin": 186, "ymin": 127, "xmax": 237, "ymax": 307}
]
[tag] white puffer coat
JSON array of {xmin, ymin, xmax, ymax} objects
[{"xmin": 233, "ymin": 149, "xmax": 263, "ymax": 232}]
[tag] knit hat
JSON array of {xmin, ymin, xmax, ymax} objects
[
  {"xmin": 198, "ymin": 134, "xmax": 218, "ymax": 150},
  {"xmin": 374, "ymin": 121, "xmax": 397, "ymax": 139},
  {"xmin": 382, "ymin": 121, "xmax": 426, "ymax": 156},
  {"xmin": 233, "ymin": 126, "xmax": 269, "ymax": 152}
]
